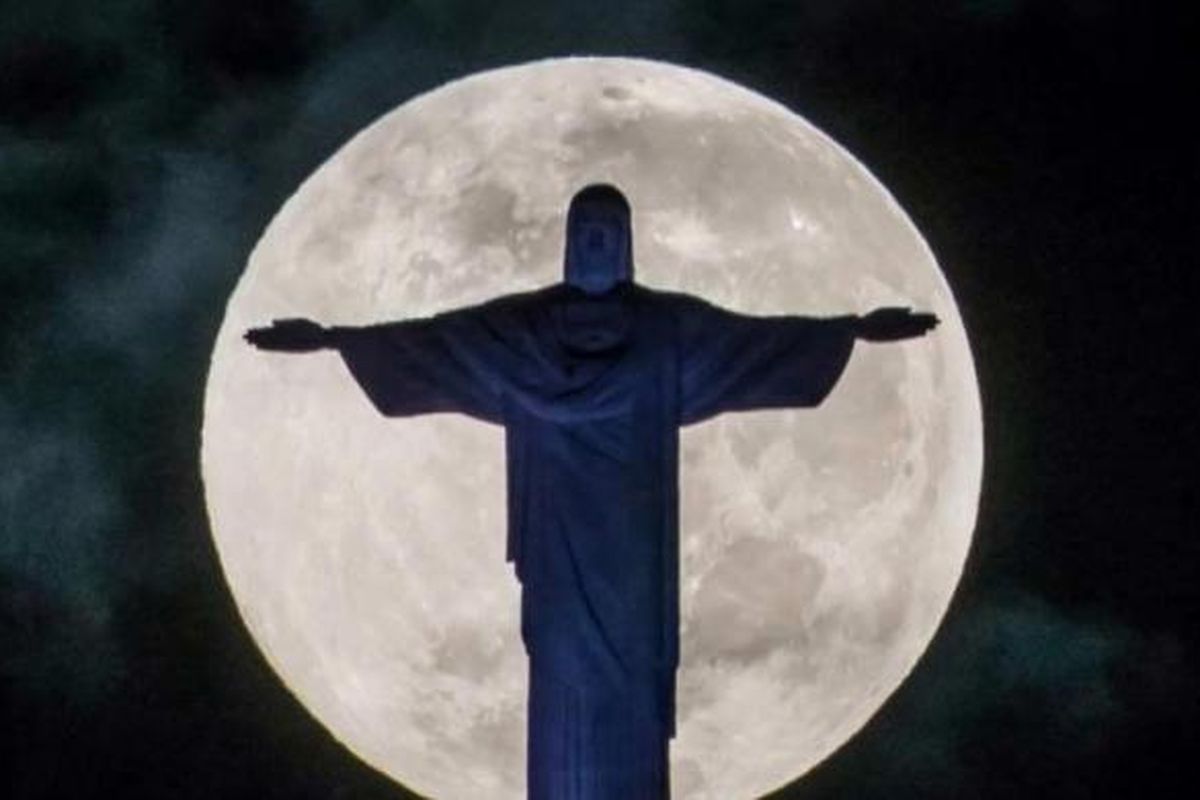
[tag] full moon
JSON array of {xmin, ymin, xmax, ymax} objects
[{"xmin": 202, "ymin": 58, "xmax": 981, "ymax": 799}]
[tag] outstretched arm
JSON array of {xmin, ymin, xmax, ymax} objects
[
  {"xmin": 246, "ymin": 313, "xmax": 503, "ymax": 424},
  {"xmin": 853, "ymin": 307, "xmax": 939, "ymax": 342},
  {"xmin": 678, "ymin": 299, "xmax": 938, "ymax": 425},
  {"xmin": 244, "ymin": 318, "xmax": 331, "ymax": 351}
]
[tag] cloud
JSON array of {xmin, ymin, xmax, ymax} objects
[
  {"xmin": 0, "ymin": 399, "xmax": 126, "ymax": 704},
  {"xmin": 811, "ymin": 591, "xmax": 1192, "ymax": 796}
]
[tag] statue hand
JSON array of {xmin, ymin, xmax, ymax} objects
[
  {"xmin": 856, "ymin": 307, "xmax": 939, "ymax": 342},
  {"xmin": 244, "ymin": 318, "xmax": 329, "ymax": 352}
]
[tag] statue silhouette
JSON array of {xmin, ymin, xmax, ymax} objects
[{"xmin": 245, "ymin": 184, "xmax": 937, "ymax": 799}]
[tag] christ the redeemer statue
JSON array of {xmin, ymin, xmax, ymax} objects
[{"xmin": 246, "ymin": 184, "xmax": 937, "ymax": 799}]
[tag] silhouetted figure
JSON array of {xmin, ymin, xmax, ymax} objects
[{"xmin": 246, "ymin": 184, "xmax": 937, "ymax": 799}]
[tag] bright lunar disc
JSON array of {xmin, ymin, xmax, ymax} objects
[{"xmin": 202, "ymin": 57, "xmax": 981, "ymax": 799}]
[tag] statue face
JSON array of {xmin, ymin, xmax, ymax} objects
[
  {"xmin": 568, "ymin": 205, "xmax": 628, "ymax": 293},
  {"xmin": 563, "ymin": 185, "xmax": 632, "ymax": 294}
]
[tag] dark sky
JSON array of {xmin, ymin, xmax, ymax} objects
[{"xmin": 2, "ymin": 1, "xmax": 1195, "ymax": 798}]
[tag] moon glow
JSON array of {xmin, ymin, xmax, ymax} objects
[{"xmin": 202, "ymin": 58, "xmax": 982, "ymax": 799}]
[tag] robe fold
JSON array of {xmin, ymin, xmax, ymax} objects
[{"xmin": 331, "ymin": 283, "xmax": 856, "ymax": 799}]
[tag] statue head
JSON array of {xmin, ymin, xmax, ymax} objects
[{"xmin": 563, "ymin": 184, "xmax": 633, "ymax": 294}]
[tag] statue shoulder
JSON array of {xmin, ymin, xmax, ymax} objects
[{"xmin": 629, "ymin": 284, "xmax": 709, "ymax": 312}]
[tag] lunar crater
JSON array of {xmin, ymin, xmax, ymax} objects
[{"xmin": 688, "ymin": 536, "xmax": 824, "ymax": 664}]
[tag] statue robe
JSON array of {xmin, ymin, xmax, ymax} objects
[{"xmin": 330, "ymin": 282, "xmax": 856, "ymax": 799}]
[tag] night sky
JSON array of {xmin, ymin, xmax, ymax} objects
[{"xmin": 2, "ymin": 2, "xmax": 1195, "ymax": 798}]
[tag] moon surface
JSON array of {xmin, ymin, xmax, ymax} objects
[{"xmin": 202, "ymin": 57, "xmax": 982, "ymax": 799}]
